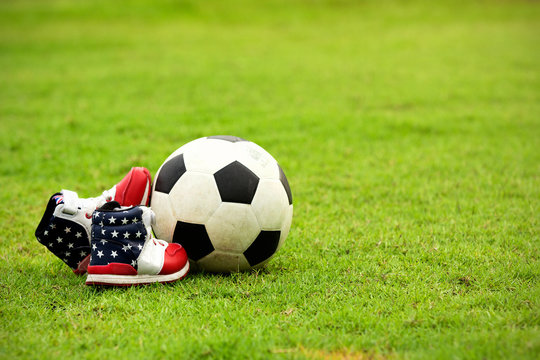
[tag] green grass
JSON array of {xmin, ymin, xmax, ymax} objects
[{"xmin": 1, "ymin": 0, "xmax": 539, "ymax": 358}]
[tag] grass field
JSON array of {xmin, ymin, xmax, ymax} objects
[{"xmin": 1, "ymin": 0, "xmax": 539, "ymax": 359}]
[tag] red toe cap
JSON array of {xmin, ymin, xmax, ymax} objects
[{"xmin": 159, "ymin": 243, "xmax": 188, "ymax": 275}]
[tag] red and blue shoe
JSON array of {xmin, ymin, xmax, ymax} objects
[
  {"xmin": 35, "ymin": 167, "xmax": 152, "ymax": 274},
  {"xmin": 85, "ymin": 203, "xmax": 189, "ymax": 286}
]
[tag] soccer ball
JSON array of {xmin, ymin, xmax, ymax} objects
[{"xmin": 150, "ymin": 135, "xmax": 293, "ymax": 272}]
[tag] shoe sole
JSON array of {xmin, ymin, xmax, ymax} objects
[{"xmin": 85, "ymin": 261, "xmax": 189, "ymax": 286}]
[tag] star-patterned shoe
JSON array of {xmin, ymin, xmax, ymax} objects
[
  {"xmin": 34, "ymin": 167, "xmax": 153, "ymax": 275},
  {"xmin": 85, "ymin": 203, "xmax": 189, "ymax": 286}
]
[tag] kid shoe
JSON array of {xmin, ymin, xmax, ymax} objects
[
  {"xmin": 35, "ymin": 167, "xmax": 152, "ymax": 274},
  {"xmin": 86, "ymin": 203, "xmax": 189, "ymax": 286}
]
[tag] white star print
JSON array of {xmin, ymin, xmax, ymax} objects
[
  {"xmin": 56, "ymin": 237, "xmax": 63, "ymax": 243},
  {"xmin": 122, "ymin": 244, "xmax": 130, "ymax": 252},
  {"xmin": 75, "ymin": 232, "xmax": 82, "ymax": 238},
  {"xmin": 64, "ymin": 227, "xmax": 71, "ymax": 233},
  {"xmin": 131, "ymin": 260, "xmax": 137, "ymax": 267},
  {"xmin": 137, "ymin": 244, "xmax": 143, "ymax": 250},
  {"xmin": 126, "ymin": 243, "xmax": 132, "ymax": 250},
  {"xmin": 101, "ymin": 229, "xmax": 106, "ymax": 235},
  {"xmin": 80, "ymin": 251, "xmax": 87, "ymax": 257},
  {"xmin": 50, "ymin": 224, "xmax": 56, "ymax": 229},
  {"xmin": 99, "ymin": 221, "xmax": 104, "ymax": 227},
  {"xmin": 100, "ymin": 239, "xmax": 107, "ymax": 245},
  {"xmin": 135, "ymin": 231, "xmax": 142, "ymax": 238},
  {"xmin": 123, "ymin": 231, "xmax": 130, "ymax": 239},
  {"xmin": 121, "ymin": 217, "xmax": 128, "ymax": 225},
  {"xmin": 92, "ymin": 244, "xmax": 97, "ymax": 250},
  {"xmin": 111, "ymin": 251, "xmax": 118, "ymax": 258},
  {"xmin": 44, "ymin": 230, "xmax": 49, "ymax": 236},
  {"xmin": 94, "ymin": 211, "xmax": 100, "ymax": 218},
  {"xmin": 48, "ymin": 243, "xmax": 54, "ymax": 247},
  {"xmin": 97, "ymin": 250, "xmax": 104, "ymax": 258},
  {"xmin": 132, "ymin": 217, "xmax": 138, "ymax": 223},
  {"xmin": 111, "ymin": 230, "xmax": 119, "ymax": 238},
  {"xmin": 108, "ymin": 216, "xmax": 116, "ymax": 224},
  {"xmin": 68, "ymin": 243, "xmax": 74, "ymax": 249},
  {"xmin": 65, "ymin": 251, "xmax": 71, "ymax": 257}
]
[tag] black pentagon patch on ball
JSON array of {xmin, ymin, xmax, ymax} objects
[
  {"xmin": 173, "ymin": 221, "xmax": 214, "ymax": 261},
  {"xmin": 207, "ymin": 135, "xmax": 247, "ymax": 143},
  {"xmin": 214, "ymin": 161, "xmax": 259, "ymax": 204},
  {"xmin": 243, "ymin": 230, "xmax": 281, "ymax": 267},
  {"xmin": 155, "ymin": 154, "xmax": 186, "ymax": 194},
  {"xmin": 278, "ymin": 164, "xmax": 292, "ymax": 205}
]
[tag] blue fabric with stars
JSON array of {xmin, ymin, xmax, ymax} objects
[
  {"xmin": 35, "ymin": 193, "xmax": 90, "ymax": 270},
  {"xmin": 89, "ymin": 205, "xmax": 147, "ymax": 269}
]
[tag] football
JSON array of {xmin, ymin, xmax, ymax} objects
[{"xmin": 150, "ymin": 135, "xmax": 293, "ymax": 272}]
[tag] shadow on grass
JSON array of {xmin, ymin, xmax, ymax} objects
[
  {"xmin": 82, "ymin": 265, "xmax": 275, "ymax": 294},
  {"xmin": 19, "ymin": 258, "xmax": 284, "ymax": 307}
]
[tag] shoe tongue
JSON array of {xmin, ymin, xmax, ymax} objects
[{"xmin": 98, "ymin": 201, "xmax": 122, "ymax": 211}]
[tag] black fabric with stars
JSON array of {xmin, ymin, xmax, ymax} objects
[
  {"xmin": 35, "ymin": 193, "xmax": 90, "ymax": 270},
  {"xmin": 89, "ymin": 203, "xmax": 147, "ymax": 269}
]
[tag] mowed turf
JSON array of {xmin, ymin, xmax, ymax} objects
[{"xmin": 0, "ymin": 0, "xmax": 539, "ymax": 359}]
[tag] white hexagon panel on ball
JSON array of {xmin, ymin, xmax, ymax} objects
[{"xmin": 169, "ymin": 172, "xmax": 221, "ymax": 225}]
